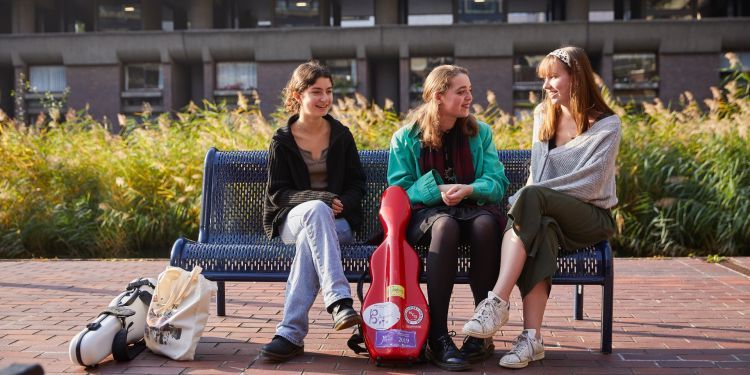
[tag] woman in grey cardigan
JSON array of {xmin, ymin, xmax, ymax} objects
[{"xmin": 461, "ymin": 46, "xmax": 621, "ymax": 369}]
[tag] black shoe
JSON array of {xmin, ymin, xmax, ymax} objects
[
  {"xmin": 427, "ymin": 332, "xmax": 470, "ymax": 371},
  {"xmin": 260, "ymin": 335, "xmax": 304, "ymax": 362},
  {"xmin": 460, "ymin": 336, "xmax": 495, "ymax": 363},
  {"xmin": 329, "ymin": 299, "xmax": 363, "ymax": 331}
]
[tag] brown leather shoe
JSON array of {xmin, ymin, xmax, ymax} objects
[{"xmin": 330, "ymin": 300, "xmax": 363, "ymax": 331}]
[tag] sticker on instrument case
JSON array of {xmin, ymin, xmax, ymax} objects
[
  {"xmin": 363, "ymin": 302, "xmax": 400, "ymax": 331},
  {"xmin": 387, "ymin": 285, "xmax": 405, "ymax": 298},
  {"xmin": 375, "ymin": 329, "xmax": 417, "ymax": 348},
  {"xmin": 404, "ymin": 305, "xmax": 424, "ymax": 325}
]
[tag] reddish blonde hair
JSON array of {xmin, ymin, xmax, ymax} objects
[{"xmin": 537, "ymin": 46, "xmax": 614, "ymax": 141}]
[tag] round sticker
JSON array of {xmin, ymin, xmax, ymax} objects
[
  {"xmin": 404, "ymin": 305, "xmax": 424, "ymax": 325},
  {"xmin": 363, "ymin": 302, "xmax": 400, "ymax": 331}
]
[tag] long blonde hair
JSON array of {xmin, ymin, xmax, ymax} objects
[
  {"xmin": 537, "ymin": 46, "xmax": 614, "ymax": 142},
  {"xmin": 406, "ymin": 64, "xmax": 478, "ymax": 149}
]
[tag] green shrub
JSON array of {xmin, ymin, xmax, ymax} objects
[
  {"xmin": 613, "ymin": 82, "xmax": 750, "ymax": 256},
  {"xmin": 1, "ymin": 74, "xmax": 748, "ymax": 258}
]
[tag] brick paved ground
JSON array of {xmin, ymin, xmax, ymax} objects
[{"xmin": 0, "ymin": 258, "xmax": 748, "ymax": 375}]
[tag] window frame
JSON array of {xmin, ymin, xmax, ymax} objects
[
  {"xmin": 408, "ymin": 56, "xmax": 455, "ymax": 107},
  {"xmin": 612, "ymin": 52, "xmax": 660, "ymax": 105},
  {"xmin": 121, "ymin": 63, "xmax": 164, "ymax": 114}
]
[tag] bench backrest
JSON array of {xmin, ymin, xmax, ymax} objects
[{"xmin": 198, "ymin": 148, "xmax": 531, "ymax": 245}]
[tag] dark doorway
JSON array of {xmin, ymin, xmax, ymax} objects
[
  {"xmin": 0, "ymin": 66, "xmax": 14, "ymax": 117},
  {"xmin": 369, "ymin": 58, "xmax": 400, "ymax": 112},
  {"xmin": 190, "ymin": 63, "xmax": 205, "ymax": 105}
]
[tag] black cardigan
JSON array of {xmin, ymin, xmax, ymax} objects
[{"xmin": 263, "ymin": 114, "xmax": 367, "ymax": 239}]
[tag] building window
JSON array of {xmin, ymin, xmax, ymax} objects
[
  {"xmin": 457, "ymin": 0, "xmax": 504, "ymax": 24},
  {"xmin": 341, "ymin": 15, "xmax": 374, "ymax": 27},
  {"xmin": 161, "ymin": 4, "xmax": 174, "ymax": 31},
  {"xmin": 29, "ymin": 66, "xmax": 66, "ymax": 93},
  {"xmin": 409, "ymin": 57, "xmax": 454, "ymax": 107},
  {"xmin": 720, "ymin": 52, "xmax": 750, "ymax": 89},
  {"xmin": 644, "ymin": 0, "xmax": 696, "ymax": 20},
  {"xmin": 36, "ymin": 2, "xmax": 64, "ymax": 33},
  {"xmin": 407, "ymin": 14, "xmax": 453, "ymax": 25},
  {"xmin": 125, "ymin": 64, "xmax": 162, "ymax": 91},
  {"xmin": 507, "ymin": 0, "xmax": 547, "ymax": 23},
  {"xmin": 720, "ymin": 52, "xmax": 750, "ymax": 73},
  {"xmin": 214, "ymin": 62, "xmax": 258, "ymax": 106},
  {"xmin": 325, "ymin": 59, "xmax": 357, "ymax": 97},
  {"xmin": 26, "ymin": 66, "xmax": 67, "ymax": 116},
  {"xmin": 590, "ymin": 0, "xmax": 615, "ymax": 21},
  {"xmin": 513, "ymin": 55, "xmax": 544, "ymax": 118},
  {"xmin": 612, "ymin": 53, "xmax": 659, "ymax": 104},
  {"xmin": 408, "ymin": 0, "xmax": 453, "ymax": 25},
  {"xmin": 339, "ymin": 0, "xmax": 374, "ymax": 27},
  {"xmin": 98, "ymin": 2, "xmax": 142, "ymax": 31},
  {"xmin": 122, "ymin": 64, "xmax": 163, "ymax": 113},
  {"xmin": 216, "ymin": 62, "xmax": 257, "ymax": 91},
  {"xmin": 275, "ymin": 0, "xmax": 320, "ymax": 27}
]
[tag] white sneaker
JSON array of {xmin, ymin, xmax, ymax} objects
[
  {"xmin": 461, "ymin": 291, "xmax": 510, "ymax": 338},
  {"xmin": 499, "ymin": 329, "xmax": 545, "ymax": 369}
]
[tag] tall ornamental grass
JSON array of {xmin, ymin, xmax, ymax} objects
[
  {"xmin": 1, "ymin": 72, "xmax": 748, "ymax": 258},
  {"xmin": 614, "ymin": 79, "xmax": 749, "ymax": 256}
]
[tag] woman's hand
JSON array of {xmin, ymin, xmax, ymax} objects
[
  {"xmin": 439, "ymin": 184, "xmax": 473, "ymax": 206},
  {"xmin": 332, "ymin": 198, "xmax": 344, "ymax": 215}
]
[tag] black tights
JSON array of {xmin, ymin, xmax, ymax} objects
[{"xmin": 424, "ymin": 215, "xmax": 501, "ymax": 339}]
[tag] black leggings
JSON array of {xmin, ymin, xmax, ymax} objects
[{"xmin": 423, "ymin": 215, "xmax": 501, "ymax": 339}]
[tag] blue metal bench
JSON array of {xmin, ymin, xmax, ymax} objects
[{"xmin": 170, "ymin": 148, "xmax": 614, "ymax": 353}]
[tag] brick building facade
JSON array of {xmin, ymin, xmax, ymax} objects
[{"xmin": 1, "ymin": 0, "xmax": 748, "ymax": 127}]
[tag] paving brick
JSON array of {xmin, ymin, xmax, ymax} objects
[
  {"xmin": 716, "ymin": 361, "xmax": 750, "ymax": 369},
  {"xmin": 0, "ymin": 258, "xmax": 748, "ymax": 374},
  {"xmin": 632, "ymin": 369, "xmax": 696, "ymax": 374},
  {"xmin": 572, "ymin": 368, "xmax": 632, "ymax": 375},
  {"xmin": 122, "ymin": 366, "xmax": 186, "ymax": 374},
  {"xmin": 655, "ymin": 360, "xmax": 719, "ymax": 368},
  {"xmin": 700, "ymin": 371, "xmax": 750, "ymax": 375}
]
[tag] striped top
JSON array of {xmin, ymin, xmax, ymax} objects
[{"xmin": 509, "ymin": 106, "xmax": 622, "ymax": 209}]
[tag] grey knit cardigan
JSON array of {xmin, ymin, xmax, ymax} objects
[{"xmin": 509, "ymin": 106, "xmax": 622, "ymax": 209}]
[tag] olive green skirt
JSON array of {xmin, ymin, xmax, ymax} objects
[{"xmin": 506, "ymin": 185, "xmax": 616, "ymax": 297}]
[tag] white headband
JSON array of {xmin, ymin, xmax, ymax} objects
[{"xmin": 548, "ymin": 48, "xmax": 571, "ymax": 68}]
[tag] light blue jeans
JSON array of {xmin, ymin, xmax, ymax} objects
[{"xmin": 276, "ymin": 200, "xmax": 354, "ymax": 346}]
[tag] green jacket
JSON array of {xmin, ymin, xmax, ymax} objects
[{"xmin": 387, "ymin": 120, "xmax": 509, "ymax": 206}]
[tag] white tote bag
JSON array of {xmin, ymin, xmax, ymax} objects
[{"xmin": 145, "ymin": 266, "xmax": 217, "ymax": 360}]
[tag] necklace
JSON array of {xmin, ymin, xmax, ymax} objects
[{"xmin": 442, "ymin": 132, "xmax": 456, "ymax": 183}]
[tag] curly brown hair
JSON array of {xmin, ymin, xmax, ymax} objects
[{"xmin": 282, "ymin": 60, "xmax": 334, "ymax": 114}]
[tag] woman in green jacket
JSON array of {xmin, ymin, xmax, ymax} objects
[{"xmin": 387, "ymin": 65, "xmax": 509, "ymax": 371}]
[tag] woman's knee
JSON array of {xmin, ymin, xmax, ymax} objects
[
  {"xmin": 300, "ymin": 200, "xmax": 333, "ymax": 221},
  {"xmin": 516, "ymin": 185, "xmax": 546, "ymax": 203},
  {"xmin": 470, "ymin": 215, "xmax": 499, "ymax": 235},
  {"xmin": 503, "ymin": 227, "xmax": 519, "ymax": 242},
  {"xmin": 431, "ymin": 216, "xmax": 460, "ymax": 235}
]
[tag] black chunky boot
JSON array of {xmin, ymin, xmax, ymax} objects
[
  {"xmin": 260, "ymin": 335, "xmax": 303, "ymax": 362},
  {"xmin": 459, "ymin": 335, "xmax": 495, "ymax": 363},
  {"xmin": 427, "ymin": 332, "xmax": 470, "ymax": 371}
]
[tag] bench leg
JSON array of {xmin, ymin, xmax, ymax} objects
[
  {"xmin": 601, "ymin": 280, "xmax": 613, "ymax": 353},
  {"xmin": 217, "ymin": 281, "xmax": 226, "ymax": 317},
  {"xmin": 574, "ymin": 285, "xmax": 584, "ymax": 320}
]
